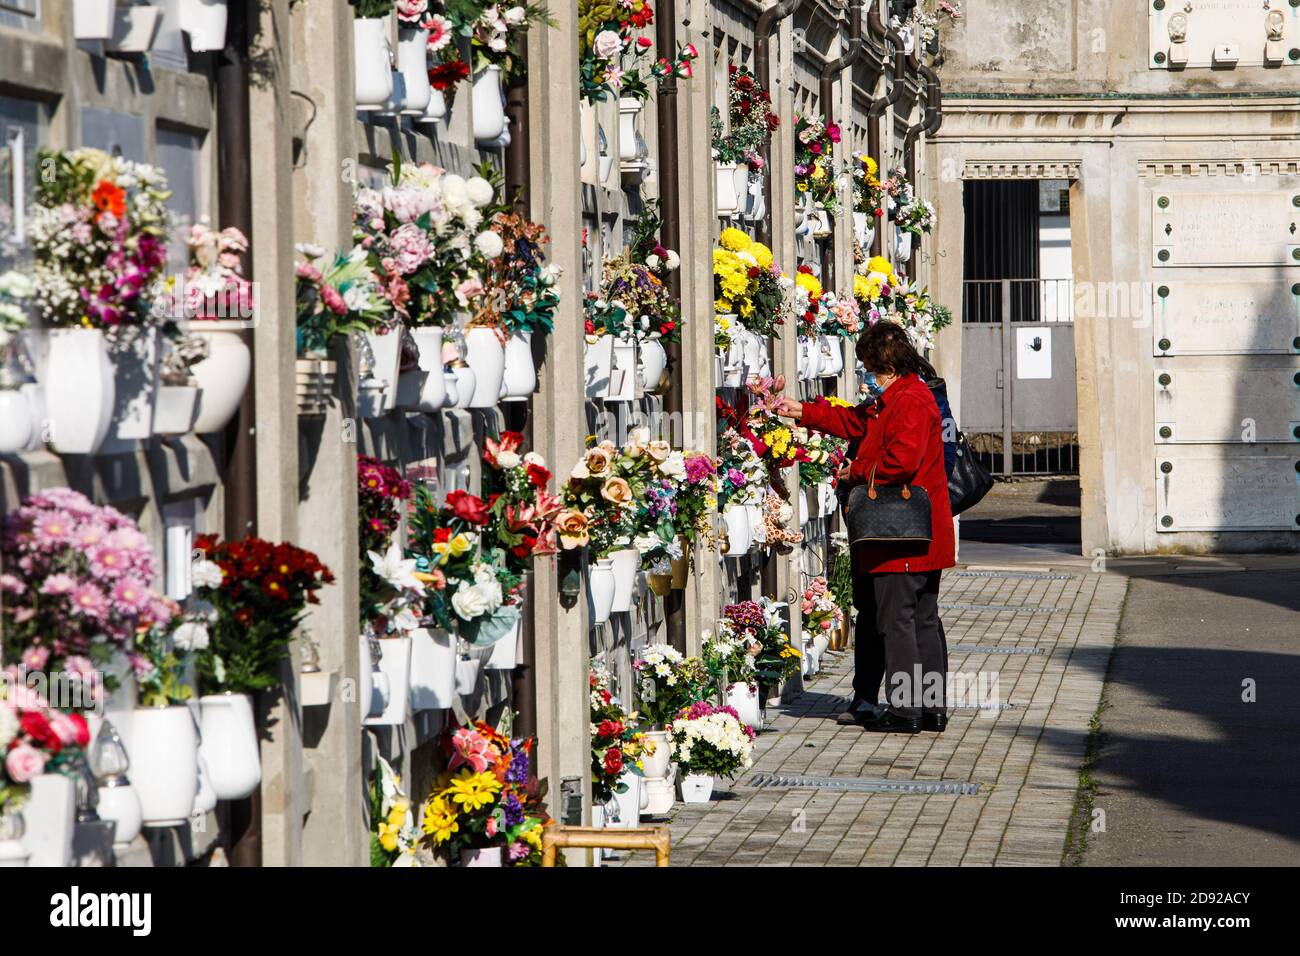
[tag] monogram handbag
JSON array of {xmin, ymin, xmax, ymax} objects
[
  {"xmin": 948, "ymin": 431, "xmax": 994, "ymax": 516},
  {"xmin": 844, "ymin": 465, "xmax": 932, "ymax": 545}
]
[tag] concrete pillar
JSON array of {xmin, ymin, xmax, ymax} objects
[
  {"xmin": 246, "ymin": 0, "xmax": 306, "ymax": 866},
  {"xmin": 286, "ymin": 0, "xmax": 366, "ymax": 867},
  {"xmin": 680, "ymin": 0, "xmax": 720, "ymax": 655},
  {"xmin": 525, "ymin": 1, "xmax": 591, "ymax": 853}
]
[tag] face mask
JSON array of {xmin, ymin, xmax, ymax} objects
[{"xmin": 863, "ymin": 372, "xmax": 883, "ymax": 397}]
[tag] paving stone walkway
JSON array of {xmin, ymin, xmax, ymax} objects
[{"xmin": 614, "ymin": 568, "xmax": 1127, "ymax": 867}]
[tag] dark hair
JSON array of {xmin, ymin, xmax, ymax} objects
[{"xmin": 855, "ymin": 322, "xmax": 926, "ymax": 376}]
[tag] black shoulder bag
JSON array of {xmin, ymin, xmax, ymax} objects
[
  {"xmin": 844, "ymin": 464, "xmax": 932, "ymax": 546},
  {"xmin": 948, "ymin": 432, "xmax": 994, "ymax": 516}
]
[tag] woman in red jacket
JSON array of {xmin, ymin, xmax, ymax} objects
[{"xmin": 778, "ymin": 322, "xmax": 955, "ymax": 734}]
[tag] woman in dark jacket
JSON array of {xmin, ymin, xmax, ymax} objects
[{"xmin": 778, "ymin": 323, "xmax": 954, "ymax": 734}]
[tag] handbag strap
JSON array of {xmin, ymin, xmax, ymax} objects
[{"xmin": 865, "ymin": 463, "xmax": 911, "ymax": 501}]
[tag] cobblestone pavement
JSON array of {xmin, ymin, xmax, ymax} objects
[{"xmin": 613, "ymin": 567, "xmax": 1127, "ymax": 867}]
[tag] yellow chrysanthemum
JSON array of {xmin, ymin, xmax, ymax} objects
[
  {"xmin": 738, "ymin": 300, "xmax": 755, "ymax": 317},
  {"xmin": 750, "ymin": 243, "xmax": 774, "ymax": 270},
  {"xmin": 716, "ymin": 315, "xmax": 732, "ymax": 330},
  {"xmin": 715, "ymin": 299, "xmax": 733, "ymax": 315},
  {"xmin": 867, "ymin": 255, "xmax": 892, "ymax": 276},
  {"xmin": 719, "ymin": 227, "xmax": 753, "ymax": 253},
  {"xmin": 827, "ymin": 396, "xmax": 852, "ymax": 408},
  {"xmin": 859, "ymin": 154, "xmax": 878, "ymax": 176},
  {"xmin": 795, "ymin": 272, "xmax": 823, "ymax": 298}
]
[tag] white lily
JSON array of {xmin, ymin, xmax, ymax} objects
[{"xmin": 368, "ymin": 542, "xmax": 425, "ymax": 595}]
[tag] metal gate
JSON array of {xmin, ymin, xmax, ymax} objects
[{"xmin": 960, "ymin": 278, "xmax": 1079, "ymax": 477}]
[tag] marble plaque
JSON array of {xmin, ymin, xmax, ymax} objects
[
  {"xmin": 1152, "ymin": 192, "xmax": 1298, "ymax": 267},
  {"xmin": 1148, "ymin": 1, "xmax": 1300, "ymax": 69},
  {"xmin": 1153, "ymin": 280, "xmax": 1299, "ymax": 355},
  {"xmin": 1155, "ymin": 452, "xmax": 1300, "ymax": 532},
  {"xmin": 1154, "ymin": 367, "xmax": 1300, "ymax": 444}
]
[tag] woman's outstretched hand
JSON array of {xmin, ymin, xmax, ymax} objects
[{"xmin": 775, "ymin": 397, "xmax": 803, "ymax": 420}]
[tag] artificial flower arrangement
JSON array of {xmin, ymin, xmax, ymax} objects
[
  {"xmin": 677, "ymin": 450, "xmax": 720, "ymax": 551},
  {"xmin": 475, "ymin": 211, "xmax": 562, "ymax": 337},
  {"xmin": 721, "ymin": 599, "xmax": 800, "ymax": 685},
  {"xmin": 590, "ymin": 662, "xmax": 648, "ymax": 805},
  {"xmin": 407, "ymin": 482, "xmax": 522, "ymax": 647},
  {"xmin": 0, "ymin": 271, "xmax": 32, "ymax": 380},
  {"xmin": 294, "ymin": 245, "xmax": 392, "ymax": 358},
  {"xmin": 0, "ymin": 680, "xmax": 91, "ymax": 813},
  {"xmin": 357, "ymin": 456, "xmax": 426, "ymax": 639},
  {"xmin": 820, "ymin": 290, "xmax": 861, "ymax": 339},
  {"xmin": 479, "ymin": 430, "xmax": 562, "ymax": 573},
  {"xmin": 597, "ymin": 250, "xmax": 681, "ymax": 344},
  {"xmin": 420, "ymin": 719, "xmax": 555, "ymax": 866},
  {"xmin": 561, "ymin": 438, "xmax": 637, "ymax": 560},
  {"xmin": 792, "ymin": 265, "xmax": 825, "ymax": 339},
  {"xmin": 714, "ymin": 312, "xmax": 735, "ymax": 351},
  {"xmin": 28, "ymin": 148, "xmax": 170, "ymax": 331},
  {"xmin": 883, "ymin": 167, "xmax": 936, "ymax": 238},
  {"xmin": 370, "ymin": 755, "xmax": 420, "ymax": 867},
  {"xmin": 744, "ymin": 374, "xmax": 808, "ymax": 470},
  {"xmin": 714, "ymin": 226, "xmax": 788, "ymax": 338},
  {"xmin": 796, "ymin": 422, "xmax": 848, "ymax": 489},
  {"xmin": 702, "ymin": 624, "xmax": 761, "ymax": 691},
  {"xmin": 667, "ymin": 700, "xmax": 754, "ymax": 779},
  {"xmin": 793, "ymin": 114, "xmax": 842, "ymax": 214},
  {"xmin": 800, "ymin": 576, "xmax": 844, "ymax": 646},
  {"xmin": 911, "ymin": 0, "xmax": 963, "ymax": 54},
  {"xmin": 578, "ymin": 0, "xmax": 697, "ymax": 103},
  {"xmin": 352, "ymin": 160, "xmax": 503, "ymax": 331},
  {"xmin": 633, "ymin": 643, "xmax": 709, "ymax": 728},
  {"xmin": 711, "ymin": 64, "xmax": 779, "ymax": 174},
  {"xmin": 625, "ymin": 199, "xmax": 684, "ymax": 343},
  {"xmin": 0, "ymin": 488, "xmax": 176, "ymax": 707},
  {"xmin": 581, "ymin": 293, "xmax": 630, "ymax": 342},
  {"xmin": 167, "ymin": 218, "xmax": 254, "ymax": 323},
  {"xmin": 715, "ymin": 420, "xmax": 768, "ymax": 511},
  {"xmin": 420, "ymin": 1, "xmax": 551, "ymax": 92},
  {"xmin": 190, "ymin": 534, "xmax": 334, "ymax": 695},
  {"xmin": 853, "ymin": 255, "xmax": 952, "ymax": 352},
  {"xmin": 847, "ymin": 151, "xmax": 883, "ymax": 219}
]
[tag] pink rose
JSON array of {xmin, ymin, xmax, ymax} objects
[
  {"xmin": 593, "ymin": 29, "xmax": 623, "ymax": 60},
  {"xmin": 5, "ymin": 743, "xmax": 46, "ymax": 783}
]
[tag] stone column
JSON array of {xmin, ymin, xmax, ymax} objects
[
  {"xmin": 283, "ymin": 0, "xmax": 365, "ymax": 866},
  {"xmin": 770, "ymin": 19, "xmax": 804, "ymax": 697},
  {"xmin": 525, "ymin": 2, "xmax": 591, "ymax": 856},
  {"xmin": 245, "ymin": 0, "xmax": 307, "ymax": 867},
  {"xmin": 680, "ymin": 0, "xmax": 719, "ymax": 655}
]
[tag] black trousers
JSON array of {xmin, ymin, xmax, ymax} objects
[{"xmin": 851, "ymin": 571, "xmax": 947, "ymax": 718}]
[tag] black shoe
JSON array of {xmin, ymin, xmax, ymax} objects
[
  {"xmin": 860, "ymin": 711, "xmax": 921, "ymax": 734},
  {"xmin": 835, "ymin": 698, "xmax": 869, "ymax": 726},
  {"xmin": 922, "ymin": 712, "xmax": 947, "ymax": 733}
]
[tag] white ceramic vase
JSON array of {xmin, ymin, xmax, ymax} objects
[
  {"xmin": 363, "ymin": 637, "xmax": 413, "ymax": 727},
  {"xmin": 740, "ymin": 329, "xmax": 763, "ymax": 378},
  {"xmin": 725, "ymin": 681, "xmax": 762, "ymax": 731},
  {"xmin": 187, "ymin": 322, "xmax": 251, "ymax": 433},
  {"xmin": 587, "ymin": 557, "xmax": 616, "ymax": 625},
  {"xmin": 408, "ymin": 628, "xmax": 456, "ymax": 711},
  {"xmin": 359, "ymin": 636, "xmax": 384, "ymax": 720},
  {"xmin": 819, "ymin": 334, "xmax": 844, "ymax": 377},
  {"xmin": 197, "ymin": 693, "xmax": 261, "ymax": 801},
  {"xmin": 895, "ymin": 227, "xmax": 913, "ymax": 263},
  {"xmin": 419, "ymin": 87, "xmax": 448, "ymax": 125},
  {"xmin": 798, "ymin": 487, "xmax": 811, "ymax": 526},
  {"xmin": 460, "ymin": 847, "xmax": 503, "ymax": 867},
  {"xmin": 44, "ymin": 328, "xmax": 115, "ymax": 455},
  {"xmin": 408, "ymin": 326, "xmax": 445, "ymax": 411},
  {"xmin": 74, "ymin": 0, "xmax": 118, "ymax": 40},
  {"xmin": 182, "ymin": 0, "xmax": 228, "ymax": 52},
  {"xmin": 641, "ymin": 730, "xmax": 671, "ymax": 779},
  {"xmin": 500, "ymin": 330, "xmax": 536, "ymax": 400},
  {"xmin": 618, "ymin": 97, "xmax": 641, "ymax": 161},
  {"xmin": 638, "ymin": 337, "xmax": 668, "ymax": 392},
  {"xmin": 396, "ymin": 27, "xmax": 431, "ymax": 114},
  {"xmin": 193, "ymin": 752, "xmax": 218, "ymax": 814},
  {"xmin": 103, "ymin": 327, "xmax": 161, "ymax": 449},
  {"xmin": 450, "ymin": 363, "xmax": 476, "ymax": 409},
  {"xmin": 715, "ymin": 162, "xmax": 741, "ymax": 217},
  {"xmin": 747, "ymin": 503, "xmax": 767, "ymax": 548},
  {"xmin": 130, "ymin": 706, "xmax": 199, "ymax": 827},
  {"xmin": 354, "ymin": 18, "xmax": 393, "ymax": 110},
  {"xmin": 611, "ymin": 773, "xmax": 642, "ymax": 829},
  {"xmin": 583, "ymin": 335, "xmax": 614, "ymax": 398},
  {"xmin": 0, "ymin": 388, "xmax": 33, "ymax": 452},
  {"xmin": 484, "ymin": 616, "xmax": 521, "ymax": 670},
  {"xmin": 722, "ymin": 504, "xmax": 752, "ymax": 556},
  {"xmin": 463, "ymin": 327, "xmax": 505, "ymax": 408},
  {"xmin": 363, "ymin": 326, "xmax": 403, "ymax": 412},
  {"xmin": 472, "ymin": 65, "xmax": 507, "ymax": 144},
  {"xmin": 680, "ymin": 773, "xmax": 715, "ymax": 804},
  {"xmin": 609, "ymin": 547, "xmax": 639, "ymax": 613},
  {"xmin": 455, "ymin": 655, "xmax": 481, "ymax": 695},
  {"xmin": 19, "ymin": 774, "xmax": 76, "ymax": 866},
  {"xmin": 96, "ymin": 781, "xmax": 143, "ymax": 847}
]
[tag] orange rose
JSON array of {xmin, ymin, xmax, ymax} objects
[
  {"xmin": 600, "ymin": 476, "xmax": 633, "ymax": 506},
  {"xmin": 555, "ymin": 509, "xmax": 590, "ymax": 549},
  {"xmin": 583, "ymin": 446, "xmax": 613, "ymax": 477}
]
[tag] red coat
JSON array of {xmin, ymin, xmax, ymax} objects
[{"xmin": 799, "ymin": 373, "xmax": 955, "ymax": 575}]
